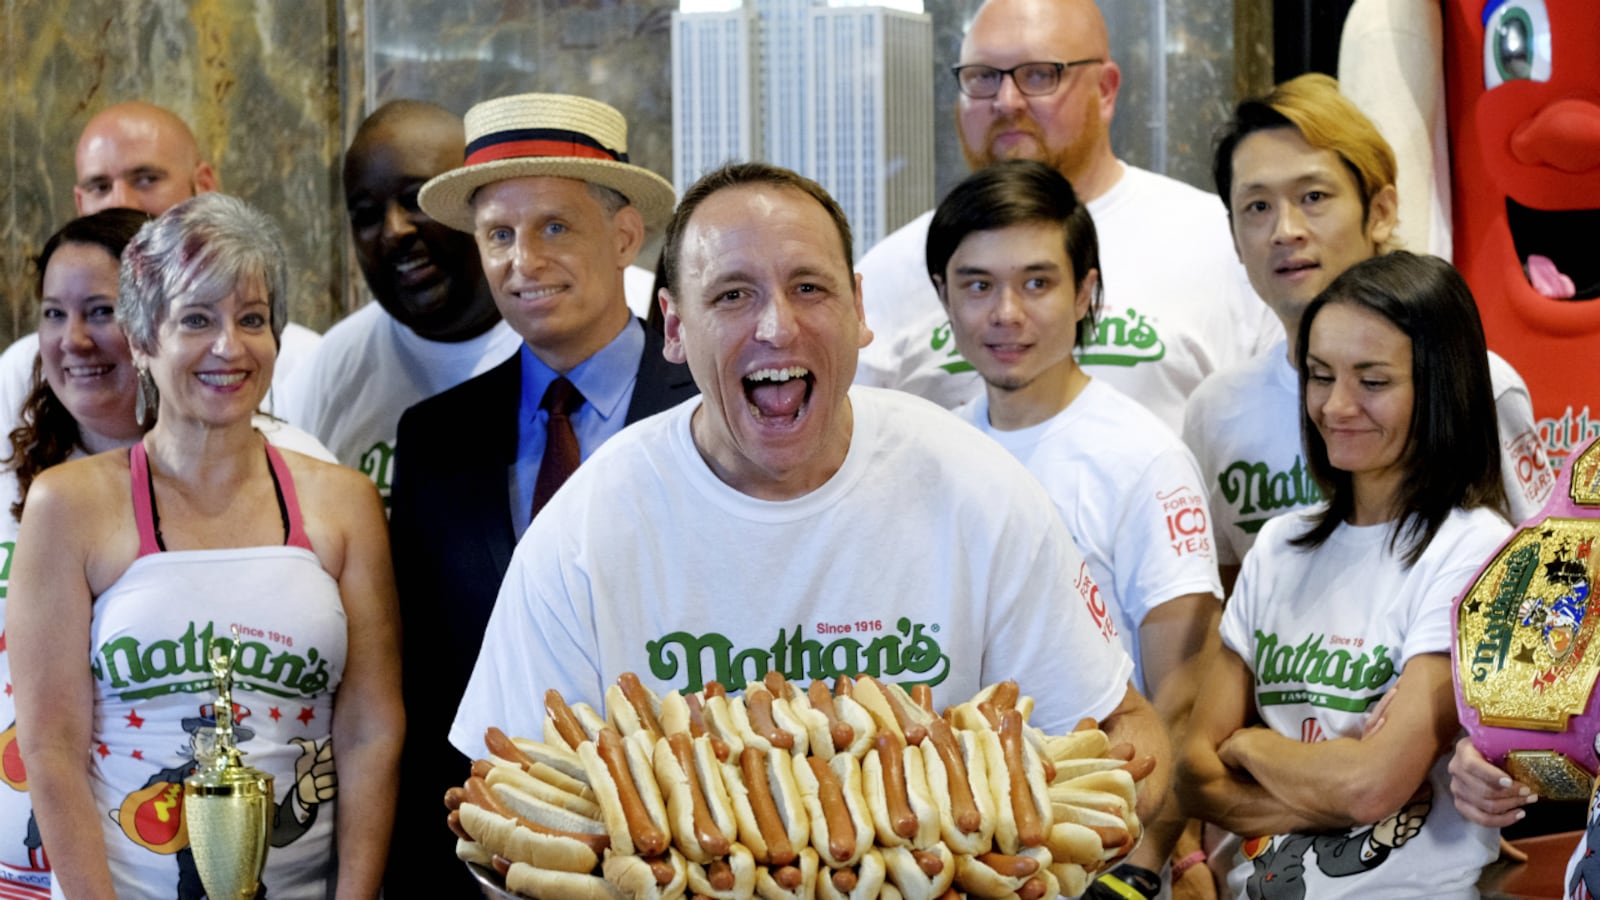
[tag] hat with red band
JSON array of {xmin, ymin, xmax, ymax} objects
[{"xmin": 418, "ymin": 92, "xmax": 675, "ymax": 234}]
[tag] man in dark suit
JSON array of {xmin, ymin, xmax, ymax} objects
[{"xmin": 385, "ymin": 93, "xmax": 696, "ymax": 893}]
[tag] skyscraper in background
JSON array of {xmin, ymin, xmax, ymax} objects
[{"xmin": 672, "ymin": 0, "xmax": 933, "ymax": 257}]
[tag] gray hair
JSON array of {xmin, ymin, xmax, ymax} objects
[{"xmin": 118, "ymin": 193, "xmax": 290, "ymax": 356}]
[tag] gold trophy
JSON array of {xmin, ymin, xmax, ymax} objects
[{"xmin": 184, "ymin": 627, "xmax": 274, "ymax": 899}]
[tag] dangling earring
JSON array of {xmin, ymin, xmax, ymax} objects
[{"xmin": 135, "ymin": 367, "xmax": 159, "ymax": 428}]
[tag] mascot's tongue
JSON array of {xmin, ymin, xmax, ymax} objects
[
  {"xmin": 1527, "ymin": 254, "xmax": 1577, "ymax": 299},
  {"xmin": 749, "ymin": 378, "xmax": 808, "ymax": 418}
]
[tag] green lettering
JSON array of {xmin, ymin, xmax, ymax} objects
[
  {"xmin": 1365, "ymin": 645, "xmax": 1396, "ymax": 689},
  {"xmin": 140, "ymin": 640, "xmax": 182, "ymax": 681},
  {"xmin": 788, "ymin": 627, "xmax": 824, "ymax": 681},
  {"xmin": 0, "ymin": 541, "xmax": 13, "ymax": 599},
  {"xmin": 896, "ymin": 620, "xmax": 951, "ymax": 686},
  {"xmin": 647, "ymin": 631, "xmax": 734, "ymax": 693},
  {"xmin": 822, "ymin": 638, "xmax": 862, "ymax": 678},
  {"xmin": 99, "ymin": 637, "xmax": 145, "ymax": 688},
  {"xmin": 730, "ymin": 647, "xmax": 771, "ymax": 686},
  {"xmin": 1220, "ymin": 462, "xmax": 1268, "ymax": 515}
]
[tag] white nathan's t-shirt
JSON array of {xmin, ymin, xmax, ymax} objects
[
  {"xmin": 450, "ymin": 387, "xmax": 1135, "ymax": 757},
  {"xmin": 276, "ymin": 303, "xmax": 520, "ymax": 505},
  {"xmin": 853, "ymin": 163, "xmax": 1280, "ymax": 431},
  {"xmin": 1218, "ymin": 505, "xmax": 1509, "ymax": 899},
  {"xmin": 1183, "ymin": 342, "xmax": 1555, "ymax": 569},
  {"xmin": 957, "ymin": 379, "xmax": 1221, "ymax": 692}
]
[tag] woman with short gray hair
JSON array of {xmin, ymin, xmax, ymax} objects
[{"xmin": 10, "ymin": 193, "xmax": 401, "ymax": 899}]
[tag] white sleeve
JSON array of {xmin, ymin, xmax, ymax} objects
[
  {"xmin": 1181, "ymin": 386, "xmax": 1245, "ymax": 569},
  {"xmin": 988, "ymin": 512, "xmax": 1135, "ymax": 733},
  {"xmin": 1220, "ymin": 523, "xmax": 1276, "ymax": 662},
  {"xmin": 449, "ymin": 527, "xmax": 605, "ymax": 758},
  {"xmin": 1492, "ymin": 369, "xmax": 1554, "ymax": 522},
  {"xmin": 1399, "ymin": 516, "xmax": 1511, "ymax": 665},
  {"xmin": 1113, "ymin": 445, "xmax": 1224, "ymax": 630}
]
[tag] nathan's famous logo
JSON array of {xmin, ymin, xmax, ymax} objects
[
  {"xmin": 93, "ymin": 621, "xmax": 332, "ymax": 701},
  {"xmin": 0, "ymin": 539, "xmax": 12, "ymax": 600},
  {"xmin": 1076, "ymin": 308, "xmax": 1165, "ymax": 368},
  {"xmin": 647, "ymin": 619, "xmax": 950, "ymax": 693},
  {"xmin": 1468, "ymin": 543, "xmax": 1541, "ymax": 682},
  {"xmin": 1253, "ymin": 630, "xmax": 1396, "ymax": 713},
  {"xmin": 928, "ymin": 320, "xmax": 974, "ymax": 376},
  {"xmin": 359, "ymin": 440, "xmax": 396, "ymax": 506},
  {"xmin": 1218, "ymin": 455, "xmax": 1321, "ymax": 535}
]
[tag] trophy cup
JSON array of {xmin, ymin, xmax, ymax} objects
[
  {"xmin": 1454, "ymin": 436, "xmax": 1600, "ymax": 800},
  {"xmin": 184, "ymin": 626, "xmax": 274, "ymax": 899}
]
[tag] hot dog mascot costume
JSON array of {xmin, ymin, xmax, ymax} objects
[{"xmin": 1444, "ymin": 0, "xmax": 1600, "ymax": 473}]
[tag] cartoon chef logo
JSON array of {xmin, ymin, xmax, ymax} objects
[{"xmin": 1445, "ymin": 0, "xmax": 1600, "ymax": 469}]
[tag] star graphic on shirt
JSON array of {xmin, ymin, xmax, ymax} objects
[
  {"xmin": 96, "ymin": 743, "xmax": 110, "ymax": 759},
  {"xmin": 297, "ymin": 707, "xmax": 315, "ymax": 726},
  {"xmin": 3, "ymin": 683, "xmax": 10, "ymax": 697},
  {"xmin": 125, "ymin": 710, "xmax": 144, "ymax": 729},
  {"xmin": 131, "ymin": 750, "xmax": 143, "ymax": 760},
  {"xmin": 0, "ymin": 630, "xmax": 7, "ymax": 652},
  {"xmin": 269, "ymin": 707, "xmax": 282, "ymax": 722}
]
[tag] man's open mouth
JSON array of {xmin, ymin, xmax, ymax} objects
[
  {"xmin": 1507, "ymin": 198, "xmax": 1600, "ymax": 300},
  {"xmin": 743, "ymin": 366, "xmax": 813, "ymax": 421}
]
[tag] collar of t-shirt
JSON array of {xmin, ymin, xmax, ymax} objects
[{"xmin": 510, "ymin": 317, "xmax": 644, "ymax": 536}]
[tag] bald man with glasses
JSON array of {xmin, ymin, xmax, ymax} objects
[{"xmin": 855, "ymin": 0, "xmax": 1278, "ymax": 436}]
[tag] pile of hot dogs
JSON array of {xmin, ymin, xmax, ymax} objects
[{"xmin": 445, "ymin": 672, "xmax": 1152, "ymax": 900}]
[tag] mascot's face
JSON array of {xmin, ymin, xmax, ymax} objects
[{"xmin": 1446, "ymin": 0, "xmax": 1600, "ymax": 466}]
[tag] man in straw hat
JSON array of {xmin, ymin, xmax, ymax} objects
[
  {"xmin": 450, "ymin": 161, "xmax": 1167, "ymax": 848},
  {"xmin": 385, "ymin": 92, "xmax": 696, "ymax": 890}
]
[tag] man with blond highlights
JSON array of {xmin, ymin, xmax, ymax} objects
[
  {"xmin": 854, "ymin": 0, "xmax": 1277, "ymax": 432},
  {"xmin": 1182, "ymin": 73, "xmax": 1550, "ymax": 595}
]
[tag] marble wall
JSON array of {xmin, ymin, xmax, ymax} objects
[
  {"xmin": 1, "ymin": 0, "xmax": 356, "ymax": 346},
  {"xmin": 1, "ymin": 0, "xmax": 1270, "ymax": 347}
]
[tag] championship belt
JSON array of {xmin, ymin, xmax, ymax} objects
[{"xmin": 1454, "ymin": 437, "xmax": 1600, "ymax": 800}]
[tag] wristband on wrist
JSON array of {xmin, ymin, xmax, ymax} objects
[{"xmin": 1172, "ymin": 849, "xmax": 1209, "ymax": 881}]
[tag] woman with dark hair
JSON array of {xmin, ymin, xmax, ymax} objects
[
  {"xmin": 1179, "ymin": 252, "xmax": 1511, "ymax": 898},
  {"xmin": 8, "ymin": 194, "xmax": 401, "ymax": 899},
  {"xmin": 0, "ymin": 207, "xmax": 148, "ymax": 896}
]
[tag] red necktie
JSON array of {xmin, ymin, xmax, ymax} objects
[{"xmin": 532, "ymin": 377, "xmax": 585, "ymax": 518}]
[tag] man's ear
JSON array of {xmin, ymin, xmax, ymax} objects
[
  {"xmin": 661, "ymin": 289, "xmax": 687, "ymax": 364},
  {"xmin": 852, "ymin": 271, "xmax": 872, "ymax": 350},
  {"xmin": 1096, "ymin": 60, "xmax": 1122, "ymax": 123},
  {"xmin": 1075, "ymin": 269, "xmax": 1099, "ymax": 322},
  {"xmin": 612, "ymin": 205, "xmax": 646, "ymax": 269},
  {"xmin": 1366, "ymin": 183, "xmax": 1400, "ymax": 250},
  {"xmin": 193, "ymin": 162, "xmax": 219, "ymax": 195}
]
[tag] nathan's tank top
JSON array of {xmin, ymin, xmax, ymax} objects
[{"xmin": 65, "ymin": 442, "xmax": 346, "ymax": 900}]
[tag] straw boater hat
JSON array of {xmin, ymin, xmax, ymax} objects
[{"xmin": 418, "ymin": 93, "xmax": 676, "ymax": 234}]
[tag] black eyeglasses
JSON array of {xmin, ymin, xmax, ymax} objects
[{"xmin": 951, "ymin": 59, "xmax": 1104, "ymax": 99}]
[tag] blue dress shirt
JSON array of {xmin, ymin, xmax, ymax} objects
[{"xmin": 510, "ymin": 318, "xmax": 644, "ymax": 536}]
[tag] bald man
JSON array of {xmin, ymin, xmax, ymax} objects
[
  {"xmin": 72, "ymin": 101, "xmax": 220, "ymax": 216},
  {"xmin": 278, "ymin": 100, "xmax": 520, "ymax": 504},
  {"xmin": 855, "ymin": 0, "xmax": 1277, "ymax": 434},
  {"xmin": 0, "ymin": 101, "xmax": 321, "ymax": 429}
]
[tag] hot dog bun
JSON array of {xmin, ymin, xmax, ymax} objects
[
  {"xmin": 985, "ymin": 713, "xmax": 1051, "ymax": 856},
  {"xmin": 921, "ymin": 721, "xmax": 997, "ymax": 856},
  {"xmin": 723, "ymin": 746, "xmax": 811, "ymax": 865},
  {"xmin": 754, "ymin": 847, "xmax": 819, "ymax": 900},
  {"xmin": 459, "ymin": 802, "xmax": 601, "ymax": 874},
  {"xmin": 814, "ymin": 848, "xmax": 887, "ymax": 900},
  {"xmin": 953, "ymin": 847, "xmax": 1052, "ymax": 898},
  {"xmin": 578, "ymin": 730, "xmax": 671, "ymax": 857},
  {"xmin": 862, "ymin": 735, "xmax": 939, "ymax": 849},
  {"xmin": 487, "ymin": 767, "xmax": 607, "ymax": 833},
  {"xmin": 685, "ymin": 841, "xmax": 757, "ymax": 900},
  {"xmin": 850, "ymin": 677, "xmax": 932, "ymax": 748},
  {"xmin": 880, "ymin": 843, "xmax": 955, "ymax": 900},
  {"xmin": 602, "ymin": 849, "xmax": 689, "ymax": 900},
  {"xmin": 486, "ymin": 761, "xmax": 604, "ymax": 822},
  {"xmin": 504, "ymin": 860, "xmax": 623, "ymax": 900},
  {"xmin": 795, "ymin": 752, "xmax": 875, "ymax": 869},
  {"xmin": 653, "ymin": 733, "xmax": 739, "ymax": 863}
]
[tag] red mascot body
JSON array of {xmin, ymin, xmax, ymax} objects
[{"xmin": 1445, "ymin": 0, "xmax": 1600, "ymax": 470}]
